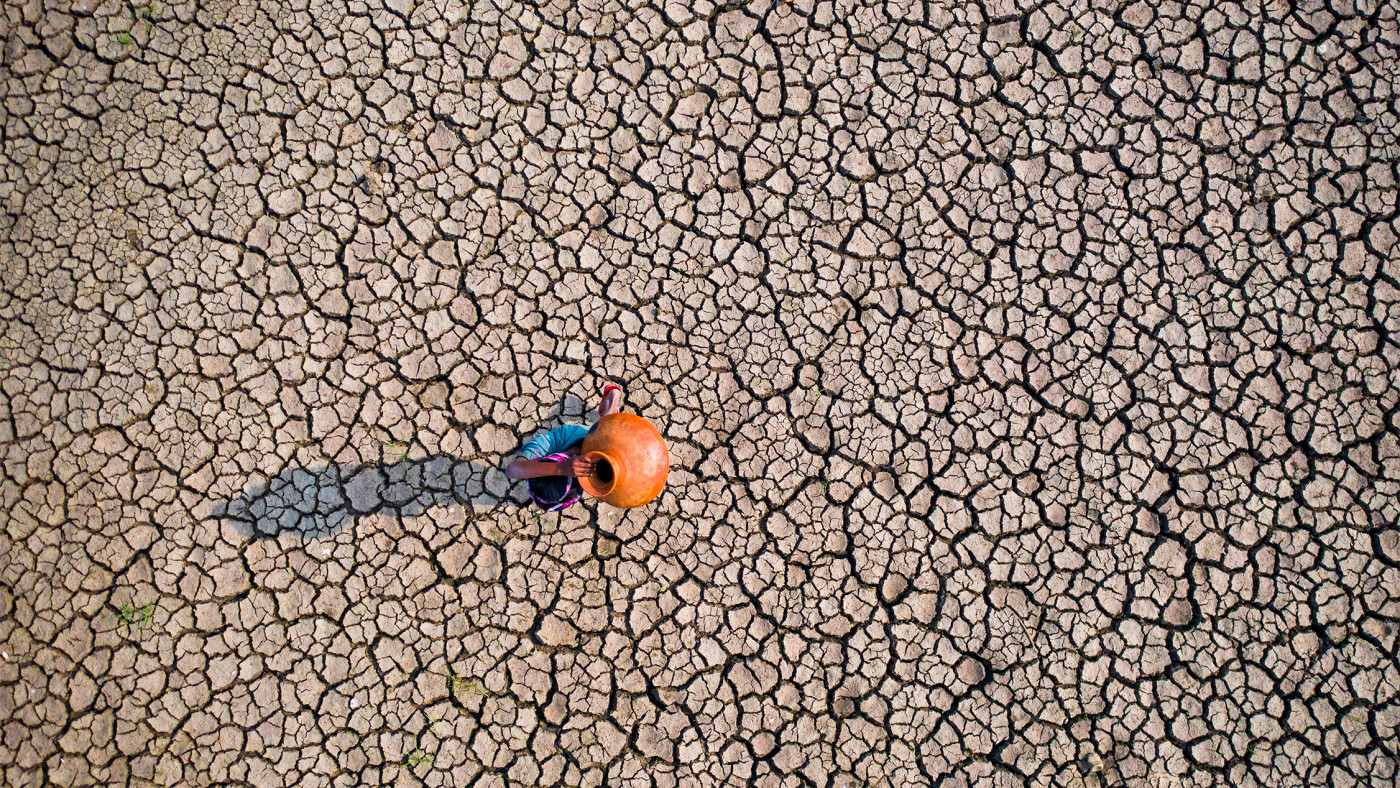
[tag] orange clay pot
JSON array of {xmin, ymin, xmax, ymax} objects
[{"xmin": 576, "ymin": 413, "xmax": 669, "ymax": 509}]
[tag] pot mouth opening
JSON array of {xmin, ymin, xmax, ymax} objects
[
  {"xmin": 581, "ymin": 451, "xmax": 617, "ymax": 497},
  {"xmin": 594, "ymin": 458, "xmax": 615, "ymax": 485}
]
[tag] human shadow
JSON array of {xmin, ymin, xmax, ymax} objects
[
  {"xmin": 214, "ymin": 455, "xmax": 525, "ymax": 541},
  {"xmin": 218, "ymin": 391, "xmax": 602, "ymax": 540}
]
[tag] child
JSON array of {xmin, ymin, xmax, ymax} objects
[{"xmin": 505, "ymin": 384, "xmax": 622, "ymax": 511}]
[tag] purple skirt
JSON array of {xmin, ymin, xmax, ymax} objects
[{"xmin": 527, "ymin": 452, "xmax": 584, "ymax": 512}]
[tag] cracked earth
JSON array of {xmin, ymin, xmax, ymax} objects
[{"xmin": 3, "ymin": 0, "xmax": 1400, "ymax": 785}]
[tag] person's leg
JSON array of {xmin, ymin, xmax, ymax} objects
[{"xmin": 598, "ymin": 384, "xmax": 623, "ymax": 418}]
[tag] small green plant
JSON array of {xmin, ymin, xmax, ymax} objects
[
  {"xmin": 447, "ymin": 672, "xmax": 485, "ymax": 695},
  {"xmin": 116, "ymin": 32, "xmax": 132, "ymax": 45},
  {"xmin": 395, "ymin": 750, "xmax": 435, "ymax": 769},
  {"xmin": 383, "ymin": 438, "xmax": 410, "ymax": 470},
  {"xmin": 118, "ymin": 600, "xmax": 158, "ymax": 634}
]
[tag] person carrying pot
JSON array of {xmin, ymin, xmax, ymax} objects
[{"xmin": 504, "ymin": 384, "xmax": 623, "ymax": 511}]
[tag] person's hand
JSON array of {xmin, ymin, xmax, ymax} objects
[{"xmin": 563, "ymin": 455, "xmax": 595, "ymax": 477}]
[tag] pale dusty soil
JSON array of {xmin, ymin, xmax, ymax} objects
[{"xmin": 2, "ymin": 0, "xmax": 1399, "ymax": 786}]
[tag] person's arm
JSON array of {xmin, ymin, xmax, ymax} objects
[{"xmin": 505, "ymin": 455, "xmax": 595, "ymax": 479}]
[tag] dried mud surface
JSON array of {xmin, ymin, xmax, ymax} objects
[{"xmin": 2, "ymin": 0, "xmax": 1399, "ymax": 786}]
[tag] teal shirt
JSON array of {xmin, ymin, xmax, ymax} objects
[{"xmin": 519, "ymin": 424, "xmax": 589, "ymax": 460}]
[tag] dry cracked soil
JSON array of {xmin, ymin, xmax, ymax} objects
[{"xmin": 2, "ymin": 0, "xmax": 1400, "ymax": 786}]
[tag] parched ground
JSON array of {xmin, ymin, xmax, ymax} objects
[{"xmin": 2, "ymin": 0, "xmax": 1399, "ymax": 785}]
